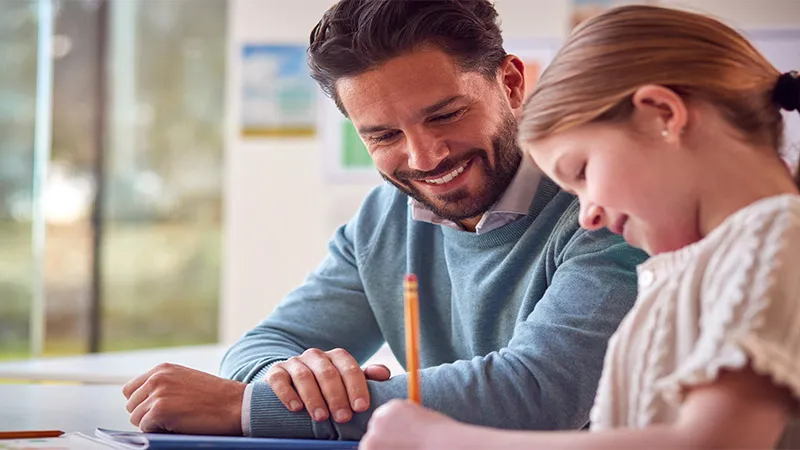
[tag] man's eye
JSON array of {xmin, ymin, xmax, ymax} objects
[
  {"xmin": 431, "ymin": 109, "xmax": 464, "ymax": 122},
  {"xmin": 370, "ymin": 131, "xmax": 400, "ymax": 143}
]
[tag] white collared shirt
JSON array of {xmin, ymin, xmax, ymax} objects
[{"xmin": 410, "ymin": 156, "xmax": 541, "ymax": 233}]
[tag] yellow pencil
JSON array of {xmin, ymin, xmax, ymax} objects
[
  {"xmin": 0, "ymin": 430, "xmax": 64, "ymax": 440},
  {"xmin": 404, "ymin": 273, "xmax": 421, "ymax": 404}
]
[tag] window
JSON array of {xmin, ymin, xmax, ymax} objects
[
  {"xmin": 0, "ymin": 0, "xmax": 38, "ymax": 360},
  {"xmin": 0, "ymin": 0, "xmax": 226, "ymax": 358}
]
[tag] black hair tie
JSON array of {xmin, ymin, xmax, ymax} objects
[{"xmin": 774, "ymin": 70, "xmax": 800, "ymax": 112}]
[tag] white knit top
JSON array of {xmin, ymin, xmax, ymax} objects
[{"xmin": 590, "ymin": 194, "xmax": 800, "ymax": 447}]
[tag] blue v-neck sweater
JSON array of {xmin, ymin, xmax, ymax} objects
[{"xmin": 221, "ymin": 179, "xmax": 646, "ymax": 440}]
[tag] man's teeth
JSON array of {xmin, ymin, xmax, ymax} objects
[{"xmin": 424, "ymin": 163, "xmax": 467, "ymax": 185}]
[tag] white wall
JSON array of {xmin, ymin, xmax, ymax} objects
[
  {"xmin": 222, "ymin": 0, "xmax": 334, "ymax": 344},
  {"xmin": 661, "ymin": 0, "xmax": 800, "ymax": 28},
  {"xmin": 220, "ymin": 0, "xmax": 800, "ymax": 343}
]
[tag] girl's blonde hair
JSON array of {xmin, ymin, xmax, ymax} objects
[{"xmin": 519, "ymin": 5, "xmax": 800, "ymax": 187}]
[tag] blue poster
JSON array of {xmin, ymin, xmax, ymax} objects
[{"xmin": 240, "ymin": 44, "xmax": 317, "ymax": 138}]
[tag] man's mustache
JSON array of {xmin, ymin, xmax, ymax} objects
[{"xmin": 394, "ymin": 150, "xmax": 484, "ymax": 181}]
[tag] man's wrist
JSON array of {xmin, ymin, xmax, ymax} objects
[{"xmin": 241, "ymin": 382, "xmax": 255, "ymax": 436}]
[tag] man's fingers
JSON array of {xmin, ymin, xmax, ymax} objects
[
  {"xmin": 363, "ymin": 364, "xmax": 391, "ymax": 382},
  {"xmin": 267, "ymin": 348, "xmax": 376, "ymax": 423},
  {"xmin": 125, "ymin": 378, "xmax": 154, "ymax": 414},
  {"xmin": 123, "ymin": 366, "xmax": 159, "ymax": 399},
  {"xmin": 265, "ymin": 364, "xmax": 304, "ymax": 412},
  {"xmin": 301, "ymin": 349, "xmax": 352, "ymax": 423},
  {"xmin": 138, "ymin": 406, "xmax": 169, "ymax": 433},
  {"xmin": 329, "ymin": 348, "xmax": 371, "ymax": 413},
  {"xmin": 283, "ymin": 358, "xmax": 330, "ymax": 422},
  {"xmin": 129, "ymin": 396, "xmax": 153, "ymax": 428}
]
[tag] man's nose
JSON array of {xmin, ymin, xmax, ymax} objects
[{"xmin": 406, "ymin": 132, "xmax": 449, "ymax": 172}]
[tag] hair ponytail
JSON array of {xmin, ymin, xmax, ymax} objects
[
  {"xmin": 773, "ymin": 71, "xmax": 800, "ymax": 190},
  {"xmin": 773, "ymin": 71, "xmax": 800, "ymax": 112}
]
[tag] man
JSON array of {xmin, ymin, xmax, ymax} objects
[{"xmin": 122, "ymin": 0, "xmax": 646, "ymax": 440}]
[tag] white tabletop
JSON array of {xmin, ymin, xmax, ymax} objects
[
  {"xmin": 0, "ymin": 344, "xmax": 227, "ymax": 384},
  {"xmin": 0, "ymin": 343, "xmax": 403, "ymax": 385},
  {"xmin": 0, "ymin": 384, "xmax": 136, "ymax": 434},
  {"xmin": 0, "ymin": 345, "xmax": 403, "ymax": 437}
]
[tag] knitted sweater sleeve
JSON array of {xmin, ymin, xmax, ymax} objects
[{"xmin": 219, "ymin": 187, "xmax": 389, "ymax": 438}]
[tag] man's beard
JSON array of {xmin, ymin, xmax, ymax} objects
[{"xmin": 381, "ymin": 111, "xmax": 522, "ymax": 222}]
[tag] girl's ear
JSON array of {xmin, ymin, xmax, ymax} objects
[{"xmin": 630, "ymin": 85, "xmax": 688, "ymax": 144}]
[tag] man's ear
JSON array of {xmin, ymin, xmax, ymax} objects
[
  {"xmin": 631, "ymin": 84, "xmax": 688, "ymax": 143},
  {"xmin": 499, "ymin": 55, "xmax": 526, "ymax": 110}
]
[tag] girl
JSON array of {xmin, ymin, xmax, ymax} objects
[{"xmin": 360, "ymin": 5, "xmax": 800, "ymax": 449}]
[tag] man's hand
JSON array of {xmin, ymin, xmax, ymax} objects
[
  {"xmin": 360, "ymin": 400, "xmax": 463, "ymax": 450},
  {"xmin": 265, "ymin": 348, "xmax": 391, "ymax": 423},
  {"xmin": 123, "ymin": 363, "xmax": 246, "ymax": 435}
]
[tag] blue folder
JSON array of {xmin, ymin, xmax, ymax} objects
[{"xmin": 94, "ymin": 428, "xmax": 359, "ymax": 449}]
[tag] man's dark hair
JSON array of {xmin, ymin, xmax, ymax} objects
[{"xmin": 308, "ymin": 0, "xmax": 507, "ymax": 115}]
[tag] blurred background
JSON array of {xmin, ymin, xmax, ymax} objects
[
  {"xmin": 1, "ymin": 0, "xmax": 798, "ymax": 361},
  {"xmin": 1, "ymin": 0, "xmax": 224, "ymax": 358}
]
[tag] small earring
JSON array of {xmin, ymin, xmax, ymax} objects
[{"xmin": 661, "ymin": 129, "xmax": 669, "ymax": 138}]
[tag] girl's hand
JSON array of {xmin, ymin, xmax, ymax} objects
[{"xmin": 360, "ymin": 400, "xmax": 465, "ymax": 450}]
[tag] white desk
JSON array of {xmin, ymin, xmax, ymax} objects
[
  {"xmin": 0, "ymin": 384, "xmax": 136, "ymax": 434},
  {"xmin": 0, "ymin": 344, "xmax": 227, "ymax": 384},
  {"xmin": 0, "ymin": 347, "xmax": 403, "ymax": 438},
  {"xmin": 0, "ymin": 344, "xmax": 403, "ymax": 384}
]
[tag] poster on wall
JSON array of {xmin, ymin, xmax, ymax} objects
[
  {"xmin": 240, "ymin": 44, "xmax": 317, "ymax": 138},
  {"xmin": 320, "ymin": 94, "xmax": 381, "ymax": 184}
]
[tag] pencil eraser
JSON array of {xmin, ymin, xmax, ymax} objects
[{"xmin": 405, "ymin": 273, "xmax": 418, "ymax": 283}]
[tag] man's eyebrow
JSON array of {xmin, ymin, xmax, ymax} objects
[
  {"xmin": 420, "ymin": 95, "xmax": 465, "ymax": 116},
  {"xmin": 357, "ymin": 123, "xmax": 393, "ymax": 134},
  {"xmin": 356, "ymin": 95, "xmax": 466, "ymax": 134}
]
